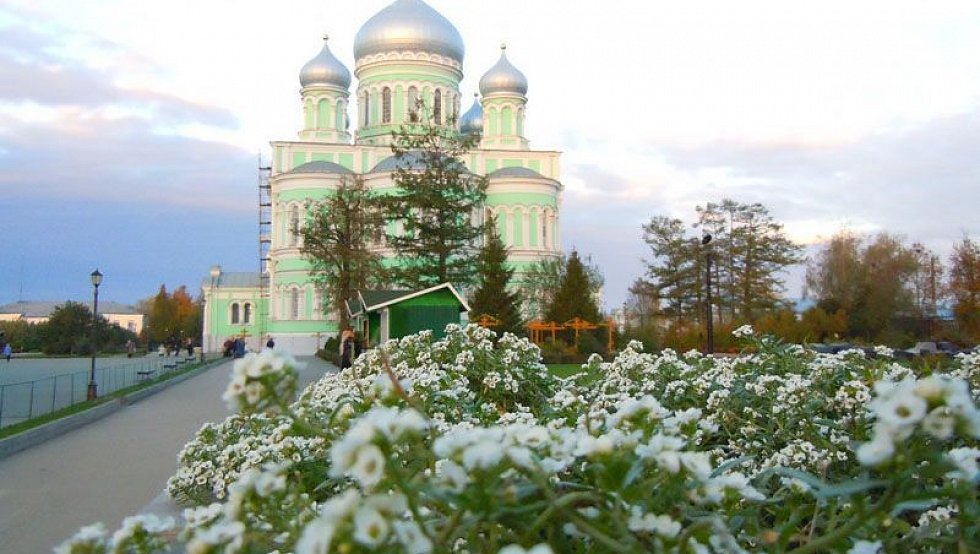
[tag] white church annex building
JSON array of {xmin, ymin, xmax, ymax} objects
[{"xmin": 202, "ymin": 0, "xmax": 563, "ymax": 355}]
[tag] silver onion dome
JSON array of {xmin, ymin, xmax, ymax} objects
[
  {"xmin": 479, "ymin": 44, "xmax": 528, "ymax": 96},
  {"xmin": 459, "ymin": 93, "xmax": 483, "ymax": 135},
  {"xmin": 353, "ymin": 0, "xmax": 465, "ymax": 62},
  {"xmin": 300, "ymin": 36, "xmax": 351, "ymax": 89}
]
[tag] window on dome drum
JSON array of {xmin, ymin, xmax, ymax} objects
[
  {"xmin": 382, "ymin": 87, "xmax": 391, "ymax": 123},
  {"xmin": 243, "ymin": 303, "xmax": 252, "ymax": 324},
  {"xmin": 289, "ymin": 205, "xmax": 300, "ymax": 246},
  {"xmin": 407, "ymin": 87, "xmax": 418, "ymax": 121},
  {"xmin": 434, "ymin": 90, "xmax": 442, "ymax": 125},
  {"xmin": 231, "ymin": 303, "xmax": 240, "ymax": 325},
  {"xmin": 290, "ymin": 289, "xmax": 301, "ymax": 320},
  {"xmin": 362, "ymin": 92, "xmax": 369, "ymax": 126}
]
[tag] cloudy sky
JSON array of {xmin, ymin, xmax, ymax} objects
[{"xmin": 1, "ymin": 0, "xmax": 979, "ymax": 310}]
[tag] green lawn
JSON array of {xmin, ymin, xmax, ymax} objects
[{"xmin": 547, "ymin": 364, "xmax": 587, "ymax": 378}]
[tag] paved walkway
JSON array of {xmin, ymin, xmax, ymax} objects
[{"xmin": 0, "ymin": 355, "xmax": 335, "ymax": 553}]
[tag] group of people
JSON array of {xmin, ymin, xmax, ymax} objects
[
  {"xmin": 222, "ymin": 337, "xmax": 248, "ymax": 358},
  {"xmin": 339, "ymin": 328, "xmax": 365, "ymax": 369}
]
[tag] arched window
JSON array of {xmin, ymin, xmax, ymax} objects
[
  {"xmin": 382, "ymin": 87, "xmax": 391, "ymax": 123},
  {"xmin": 433, "ymin": 89, "xmax": 442, "ymax": 125},
  {"xmin": 231, "ymin": 303, "xmax": 240, "ymax": 324},
  {"xmin": 289, "ymin": 204, "xmax": 300, "ymax": 246},
  {"xmin": 407, "ymin": 87, "xmax": 418, "ymax": 121},
  {"xmin": 542, "ymin": 209, "xmax": 550, "ymax": 248},
  {"xmin": 361, "ymin": 92, "xmax": 369, "ymax": 126},
  {"xmin": 243, "ymin": 303, "xmax": 252, "ymax": 324},
  {"xmin": 290, "ymin": 289, "xmax": 301, "ymax": 320}
]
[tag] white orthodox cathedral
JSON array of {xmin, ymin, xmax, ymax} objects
[{"xmin": 203, "ymin": 0, "xmax": 563, "ymax": 355}]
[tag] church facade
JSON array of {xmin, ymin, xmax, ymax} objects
[{"xmin": 202, "ymin": 0, "xmax": 563, "ymax": 355}]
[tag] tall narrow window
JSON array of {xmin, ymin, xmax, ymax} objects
[
  {"xmin": 407, "ymin": 87, "xmax": 418, "ymax": 121},
  {"xmin": 382, "ymin": 87, "xmax": 391, "ymax": 123},
  {"xmin": 434, "ymin": 89, "xmax": 442, "ymax": 125},
  {"xmin": 290, "ymin": 289, "xmax": 300, "ymax": 320},
  {"xmin": 362, "ymin": 92, "xmax": 369, "ymax": 126},
  {"xmin": 243, "ymin": 303, "xmax": 252, "ymax": 324},
  {"xmin": 231, "ymin": 303, "xmax": 240, "ymax": 324},
  {"xmin": 289, "ymin": 205, "xmax": 300, "ymax": 246},
  {"xmin": 542, "ymin": 211, "xmax": 549, "ymax": 248}
]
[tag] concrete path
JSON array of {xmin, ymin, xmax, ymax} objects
[{"xmin": 0, "ymin": 355, "xmax": 335, "ymax": 553}]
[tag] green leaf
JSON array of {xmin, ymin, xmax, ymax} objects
[
  {"xmin": 622, "ymin": 458, "xmax": 646, "ymax": 488},
  {"xmin": 711, "ymin": 455, "xmax": 755, "ymax": 477},
  {"xmin": 890, "ymin": 499, "xmax": 939, "ymax": 517},
  {"xmin": 815, "ymin": 478, "xmax": 888, "ymax": 499}
]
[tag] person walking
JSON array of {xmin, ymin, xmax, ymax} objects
[
  {"xmin": 3, "ymin": 342, "xmax": 11, "ymax": 362},
  {"xmin": 266, "ymin": 336, "xmax": 275, "ymax": 349},
  {"xmin": 339, "ymin": 328, "xmax": 354, "ymax": 369}
]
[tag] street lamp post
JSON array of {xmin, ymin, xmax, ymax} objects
[
  {"xmin": 702, "ymin": 234, "xmax": 714, "ymax": 355},
  {"xmin": 209, "ymin": 265, "xmax": 221, "ymax": 356},
  {"xmin": 87, "ymin": 269, "xmax": 103, "ymax": 400}
]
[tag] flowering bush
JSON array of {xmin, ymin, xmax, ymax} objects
[{"xmin": 62, "ymin": 325, "xmax": 980, "ymax": 553}]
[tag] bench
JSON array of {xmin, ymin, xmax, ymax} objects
[{"xmin": 136, "ymin": 368, "xmax": 157, "ymax": 381}]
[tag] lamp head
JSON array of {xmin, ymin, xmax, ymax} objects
[
  {"xmin": 209, "ymin": 265, "xmax": 222, "ymax": 279},
  {"xmin": 701, "ymin": 233, "xmax": 713, "ymax": 246},
  {"xmin": 90, "ymin": 269, "xmax": 103, "ymax": 287}
]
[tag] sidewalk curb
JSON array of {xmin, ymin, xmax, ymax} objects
[{"xmin": 0, "ymin": 359, "xmax": 227, "ymax": 461}]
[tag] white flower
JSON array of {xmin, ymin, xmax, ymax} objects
[
  {"xmin": 462, "ymin": 440, "xmax": 505, "ymax": 470},
  {"xmin": 635, "ymin": 433, "xmax": 686, "ymax": 472},
  {"xmin": 732, "ymin": 325, "xmax": 755, "ymax": 338},
  {"xmin": 847, "ymin": 539, "xmax": 882, "ymax": 554},
  {"xmin": 922, "ymin": 407, "xmax": 956, "ymax": 440},
  {"xmin": 111, "ymin": 514, "xmax": 175, "ymax": 545},
  {"xmin": 54, "ymin": 523, "xmax": 108, "ymax": 554},
  {"xmin": 870, "ymin": 381, "xmax": 927, "ymax": 428},
  {"xmin": 855, "ymin": 433, "xmax": 895, "ymax": 467},
  {"xmin": 627, "ymin": 511, "xmax": 681, "ymax": 538},
  {"xmin": 350, "ymin": 444, "xmax": 386, "ymax": 488},
  {"xmin": 353, "ymin": 505, "xmax": 390, "ymax": 547},
  {"xmin": 394, "ymin": 520, "xmax": 432, "ymax": 554},
  {"xmin": 700, "ymin": 472, "xmax": 765, "ymax": 503},
  {"xmin": 295, "ymin": 518, "xmax": 336, "ymax": 554},
  {"xmin": 574, "ymin": 434, "xmax": 615, "ymax": 457},
  {"xmin": 946, "ymin": 447, "xmax": 980, "ymax": 481},
  {"xmin": 436, "ymin": 460, "xmax": 470, "ymax": 492},
  {"xmin": 680, "ymin": 452, "xmax": 713, "ymax": 480}
]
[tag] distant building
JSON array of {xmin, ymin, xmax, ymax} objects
[
  {"xmin": 0, "ymin": 300, "xmax": 144, "ymax": 334},
  {"xmin": 202, "ymin": 0, "xmax": 563, "ymax": 355}
]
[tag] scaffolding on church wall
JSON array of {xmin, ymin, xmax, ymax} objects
[{"xmin": 258, "ymin": 155, "xmax": 272, "ymax": 345}]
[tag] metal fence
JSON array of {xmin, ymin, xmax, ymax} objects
[{"xmin": 0, "ymin": 356, "xmax": 203, "ymax": 429}]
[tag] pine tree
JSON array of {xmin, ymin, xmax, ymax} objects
[
  {"xmin": 301, "ymin": 175, "xmax": 387, "ymax": 331},
  {"xmin": 469, "ymin": 221, "xmax": 524, "ymax": 335},
  {"xmin": 636, "ymin": 215, "xmax": 703, "ymax": 324},
  {"xmin": 523, "ymin": 253, "xmax": 604, "ymax": 320},
  {"xmin": 381, "ymin": 110, "xmax": 487, "ymax": 289},
  {"xmin": 545, "ymin": 250, "xmax": 603, "ymax": 325}
]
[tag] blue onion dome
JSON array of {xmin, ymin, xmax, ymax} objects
[
  {"xmin": 459, "ymin": 93, "xmax": 483, "ymax": 135},
  {"xmin": 479, "ymin": 44, "xmax": 528, "ymax": 96},
  {"xmin": 354, "ymin": 0, "xmax": 465, "ymax": 62},
  {"xmin": 300, "ymin": 35, "xmax": 351, "ymax": 89}
]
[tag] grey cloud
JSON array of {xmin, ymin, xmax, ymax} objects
[
  {"xmin": 657, "ymin": 111, "xmax": 980, "ymax": 243},
  {"xmin": 0, "ymin": 112, "xmax": 256, "ymax": 212},
  {"xmin": 0, "ymin": 20, "xmax": 238, "ymax": 128}
]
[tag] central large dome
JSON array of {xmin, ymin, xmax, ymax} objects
[{"xmin": 353, "ymin": 0, "xmax": 464, "ymax": 62}]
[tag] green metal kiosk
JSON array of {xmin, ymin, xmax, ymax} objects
[{"xmin": 346, "ymin": 283, "xmax": 471, "ymax": 346}]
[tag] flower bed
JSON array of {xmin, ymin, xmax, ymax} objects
[{"xmin": 59, "ymin": 325, "xmax": 979, "ymax": 553}]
